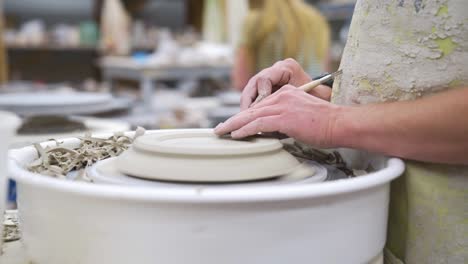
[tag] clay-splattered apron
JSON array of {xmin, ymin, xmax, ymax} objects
[{"xmin": 332, "ymin": 0, "xmax": 468, "ymax": 263}]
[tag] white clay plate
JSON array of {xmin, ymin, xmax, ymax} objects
[
  {"xmin": 89, "ymin": 157, "xmax": 327, "ymax": 188},
  {"xmin": 117, "ymin": 130, "xmax": 301, "ymax": 182}
]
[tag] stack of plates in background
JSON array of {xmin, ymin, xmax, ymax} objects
[{"xmin": 0, "ymin": 91, "xmax": 132, "ymax": 147}]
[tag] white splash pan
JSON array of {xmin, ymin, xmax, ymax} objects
[
  {"xmin": 0, "ymin": 111, "xmax": 21, "ymax": 251},
  {"xmin": 8, "ymin": 129, "xmax": 405, "ymax": 264}
]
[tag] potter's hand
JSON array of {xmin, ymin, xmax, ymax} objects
[
  {"xmin": 240, "ymin": 58, "xmax": 332, "ymax": 110},
  {"xmin": 215, "ymin": 85, "xmax": 342, "ymax": 148}
]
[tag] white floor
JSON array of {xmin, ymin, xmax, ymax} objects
[{"xmin": 1, "ymin": 241, "xmax": 383, "ymax": 264}]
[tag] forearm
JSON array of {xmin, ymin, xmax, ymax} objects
[{"xmin": 333, "ymin": 88, "xmax": 468, "ymax": 164}]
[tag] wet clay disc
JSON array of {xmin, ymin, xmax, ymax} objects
[{"xmin": 117, "ymin": 130, "xmax": 300, "ymax": 182}]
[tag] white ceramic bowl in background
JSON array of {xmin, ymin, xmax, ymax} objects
[
  {"xmin": 0, "ymin": 111, "xmax": 21, "ymax": 251},
  {"xmin": 8, "ymin": 130, "xmax": 405, "ymax": 264}
]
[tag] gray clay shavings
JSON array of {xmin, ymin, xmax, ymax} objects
[
  {"xmin": 27, "ymin": 127, "xmax": 146, "ymax": 181},
  {"xmin": 2, "ymin": 210, "xmax": 20, "ymax": 243},
  {"xmin": 25, "ymin": 128, "xmax": 356, "ymax": 182},
  {"xmin": 282, "ymin": 140, "xmax": 355, "ymax": 177}
]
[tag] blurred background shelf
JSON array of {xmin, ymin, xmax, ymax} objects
[
  {"xmin": 4, "ymin": 0, "xmax": 353, "ymax": 84},
  {"xmin": 317, "ymin": 3, "xmax": 355, "ymax": 21},
  {"xmin": 6, "ymin": 45, "xmax": 98, "ymax": 51},
  {"xmin": 0, "ymin": 0, "xmax": 356, "ymax": 131}
]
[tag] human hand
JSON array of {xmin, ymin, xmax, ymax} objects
[
  {"xmin": 240, "ymin": 58, "xmax": 332, "ymax": 110},
  {"xmin": 215, "ymin": 85, "xmax": 343, "ymax": 148}
]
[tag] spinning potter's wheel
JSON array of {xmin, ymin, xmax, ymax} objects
[
  {"xmin": 89, "ymin": 157, "xmax": 328, "ymax": 188},
  {"xmin": 89, "ymin": 129, "xmax": 332, "ymax": 186}
]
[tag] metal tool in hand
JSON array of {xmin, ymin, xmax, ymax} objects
[{"xmin": 251, "ymin": 69, "xmax": 343, "ymax": 106}]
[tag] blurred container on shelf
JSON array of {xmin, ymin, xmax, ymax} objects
[
  {"xmin": 100, "ymin": 0, "xmax": 131, "ymax": 55},
  {"xmin": 149, "ymin": 88, "xmax": 220, "ymax": 129},
  {"xmin": 226, "ymin": 0, "xmax": 248, "ymax": 46},
  {"xmin": 146, "ymin": 29, "xmax": 179, "ymax": 66},
  {"xmin": 175, "ymin": 27, "xmax": 199, "ymax": 47},
  {"xmin": 131, "ymin": 51, "xmax": 151, "ymax": 64},
  {"xmin": 107, "ymin": 28, "xmax": 234, "ymax": 67},
  {"xmin": 51, "ymin": 24, "xmax": 80, "ymax": 47},
  {"xmin": 4, "ymin": 20, "xmax": 99, "ymax": 49},
  {"xmin": 176, "ymin": 42, "xmax": 233, "ymax": 66},
  {"xmin": 82, "ymin": 78, "xmax": 101, "ymax": 92},
  {"xmin": 79, "ymin": 21, "xmax": 99, "ymax": 46},
  {"xmin": 131, "ymin": 20, "xmax": 150, "ymax": 50},
  {"xmin": 202, "ymin": 0, "xmax": 225, "ymax": 43},
  {"xmin": 5, "ymin": 20, "xmax": 46, "ymax": 46},
  {"xmin": 158, "ymin": 107, "xmax": 208, "ymax": 129}
]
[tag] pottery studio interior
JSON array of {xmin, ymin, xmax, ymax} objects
[{"xmin": 0, "ymin": 0, "xmax": 466, "ymax": 263}]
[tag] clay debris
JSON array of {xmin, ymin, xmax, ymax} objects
[
  {"xmin": 27, "ymin": 127, "xmax": 145, "ymax": 181},
  {"xmin": 2, "ymin": 210, "xmax": 20, "ymax": 242}
]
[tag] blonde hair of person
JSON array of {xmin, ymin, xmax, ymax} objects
[{"xmin": 246, "ymin": 0, "xmax": 330, "ymax": 67}]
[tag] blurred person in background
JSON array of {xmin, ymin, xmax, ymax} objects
[{"xmin": 232, "ymin": 0, "xmax": 330, "ymax": 91}]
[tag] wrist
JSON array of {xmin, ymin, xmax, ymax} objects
[{"xmin": 329, "ymin": 105, "xmax": 363, "ymax": 148}]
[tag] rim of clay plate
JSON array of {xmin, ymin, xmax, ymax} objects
[{"xmin": 133, "ymin": 131, "xmax": 282, "ymax": 156}]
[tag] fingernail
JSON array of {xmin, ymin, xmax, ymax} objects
[{"xmin": 213, "ymin": 124, "xmax": 224, "ymax": 134}]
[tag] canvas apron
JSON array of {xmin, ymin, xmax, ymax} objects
[{"xmin": 332, "ymin": 0, "xmax": 468, "ymax": 263}]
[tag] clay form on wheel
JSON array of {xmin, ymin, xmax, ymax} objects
[
  {"xmin": 90, "ymin": 157, "xmax": 327, "ymax": 187},
  {"xmin": 117, "ymin": 130, "xmax": 300, "ymax": 182}
]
